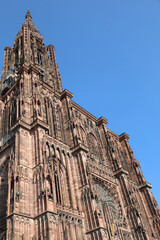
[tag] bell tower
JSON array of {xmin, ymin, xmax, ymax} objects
[{"xmin": 0, "ymin": 11, "xmax": 68, "ymax": 240}]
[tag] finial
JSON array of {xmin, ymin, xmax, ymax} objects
[{"xmin": 25, "ymin": 10, "xmax": 32, "ymax": 22}]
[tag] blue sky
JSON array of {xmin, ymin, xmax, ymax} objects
[{"xmin": 0, "ymin": 0, "xmax": 160, "ymax": 206}]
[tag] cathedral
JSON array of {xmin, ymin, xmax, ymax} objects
[{"xmin": 0, "ymin": 11, "xmax": 160, "ymax": 240}]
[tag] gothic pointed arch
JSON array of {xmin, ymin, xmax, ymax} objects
[
  {"xmin": 87, "ymin": 132, "xmax": 100, "ymax": 160},
  {"xmin": 55, "ymin": 147, "xmax": 61, "ymax": 161},
  {"xmin": 51, "ymin": 144, "xmax": 55, "ymax": 158},
  {"xmin": 79, "ymin": 125, "xmax": 87, "ymax": 146}
]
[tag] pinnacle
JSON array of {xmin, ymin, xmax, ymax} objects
[{"xmin": 25, "ymin": 10, "xmax": 32, "ymax": 22}]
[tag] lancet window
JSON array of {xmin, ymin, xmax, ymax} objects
[
  {"xmin": 58, "ymin": 107, "xmax": 65, "ymax": 143},
  {"xmin": 46, "ymin": 142, "xmax": 50, "ymax": 159},
  {"xmin": 51, "ymin": 144, "xmax": 55, "ymax": 158},
  {"xmin": 56, "ymin": 148, "xmax": 60, "ymax": 161},
  {"xmin": 11, "ymin": 99, "xmax": 17, "ymax": 125},
  {"xmin": 54, "ymin": 169, "xmax": 61, "ymax": 204},
  {"xmin": 10, "ymin": 176, "xmax": 14, "ymax": 203},
  {"xmin": 61, "ymin": 152, "xmax": 66, "ymax": 166},
  {"xmin": 46, "ymin": 176, "xmax": 53, "ymax": 199},
  {"xmin": 37, "ymin": 100, "xmax": 41, "ymax": 116}
]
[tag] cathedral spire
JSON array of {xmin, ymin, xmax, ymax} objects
[
  {"xmin": 25, "ymin": 10, "xmax": 32, "ymax": 23},
  {"xmin": 0, "ymin": 12, "xmax": 63, "ymax": 96}
]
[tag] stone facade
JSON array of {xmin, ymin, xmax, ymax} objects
[{"xmin": 0, "ymin": 11, "xmax": 159, "ymax": 240}]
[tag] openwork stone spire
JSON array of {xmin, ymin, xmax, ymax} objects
[
  {"xmin": 0, "ymin": 11, "xmax": 62, "ymax": 95},
  {"xmin": 25, "ymin": 10, "xmax": 32, "ymax": 23}
]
